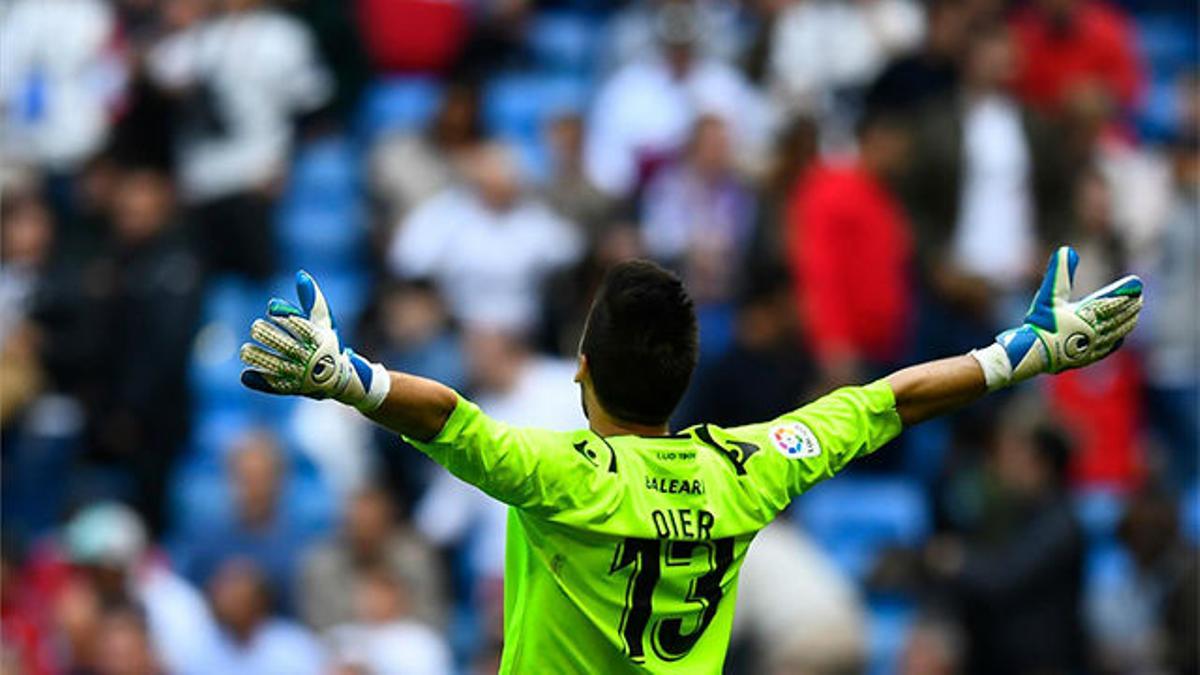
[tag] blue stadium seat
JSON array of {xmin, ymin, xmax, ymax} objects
[
  {"xmin": 1084, "ymin": 540, "xmax": 1135, "ymax": 596},
  {"xmin": 284, "ymin": 136, "xmax": 361, "ymax": 209},
  {"xmin": 1183, "ymin": 482, "xmax": 1200, "ymax": 543},
  {"xmin": 275, "ymin": 202, "xmax": 369, "ymax": 275},
  {"xmin": 482, "ymin": 73, "xmax": 592, "ymax": 181},
  {"xmin": 1136, "ymin": 15, "xmax": 1199, "ymax": 76},
  {"xmin": 192, "ymin": 277, "xmax": 266, "ymax": 416},
  {"xmin": 1072, "ymin": 487, "xmax": 1128, "ymax": 542},
  {"xmin": 528, "ymin": 12, "xmax": 603, "ymax": 76},
  {"xmin": 357, "ymin": 76, "xmax": 443, "ymax": 141},
  {"xmin": 797, "ymin": 478, "xmax": 930, "ymax": 580},
  {"xmin": 867, "ymin": 598, "xmax": 916, "ymax": 675},
  {"xmin": 484, "ymin": 74, "xmax": 591, "ymax": 140}
]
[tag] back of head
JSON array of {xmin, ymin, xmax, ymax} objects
[{"xmin": 581, "ymin": 260, "xmax": 698, "ymax": 426}]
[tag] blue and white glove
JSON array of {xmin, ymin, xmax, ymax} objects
[
  {"xmin": 239, "ymin": 271, "xmax": 390, "ymax": 412},
  {"xmin": 971, "ymin": 246, "xmax": 1144, "ymax": 391}
]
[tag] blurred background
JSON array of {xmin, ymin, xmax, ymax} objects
[{"xmin": 0, "ymin": 0, "xmax": 1197, "ymax": 673}]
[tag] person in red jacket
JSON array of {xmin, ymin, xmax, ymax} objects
[
  {"xmin": 787, "ymin": 112, "xmax": 914, "ymax": 387},
  {"xmin": 1009, "ymin": 0, "xmax": 1144, "ymax": 112}
]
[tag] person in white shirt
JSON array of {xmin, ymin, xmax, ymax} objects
[
  {"xmin": 584, "ymin": 2, "xmax": 772, "ymax": 198},
  {"xmin": 904, "ymin": 23, "xmax": 1073, "ymax": 348},
  {"xmin": 327, "ymin": 567, "xmax": 453, "ymax": 675},
  {"xmin": 0, "ymin": 0, "xmax": 126, "ymax": 172},
  {"xmin": 388, "ymin": 142, "xmax": 583, "ymax": 335},
  {"xmin": 147, "ymin": 0, "xmax": 330, "ymax": 202},
  {"xmin": 197, "ymin": 557, "xmax": 328, "ymax": 675},
  {"xmin": 147, "ymin": 0, "xmax": 331, "ymax": 279},
  {"xmin": 63, "ymin": 502, "xmax": 221, "ymax": 675},
  {"xmin": 768, "ymin": 0, "xmax": 923, "ymax": 127}
]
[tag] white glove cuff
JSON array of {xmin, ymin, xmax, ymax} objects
[
  {"xmin": 970, "ymin": 343, "xmax": 1013, "ymax": 392},
  {"xmin": 355, "ymin": 362, "xmax": 392, "ymax": 413}
]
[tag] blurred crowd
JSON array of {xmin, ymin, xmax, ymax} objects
[{"xmin": 0, "ymin": 0, "xmax": 1197, "ymax": 674}]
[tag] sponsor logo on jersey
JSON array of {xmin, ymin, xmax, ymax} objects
[
  {"xmin": 769, "ymin": 422, "xmax": 821, "ymax": 459},
  {"xmin": 645, "ymin": 476, "xmax": 705, "ymax": 495}
]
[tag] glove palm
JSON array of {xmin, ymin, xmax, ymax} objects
[{"xmin": 239, "ymin": 271, "xmax": 389, "ymax": 411}]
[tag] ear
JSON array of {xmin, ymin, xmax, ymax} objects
[{"xmin": 574, "ymin": 354, "xmax": 588, "ymax": 383}]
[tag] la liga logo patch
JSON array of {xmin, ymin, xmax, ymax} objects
[{"xmin": 769, "ymin": 422, "xmax": 821, "ymax": 459}]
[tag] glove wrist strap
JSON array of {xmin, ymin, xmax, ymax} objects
[
  {"xmin": 970, "ymin": 343, "xmax": 1014, "ymax": 391},
  {"xmin": 353, "ymin": 361, "xmax": 391, "ymax": 413}
]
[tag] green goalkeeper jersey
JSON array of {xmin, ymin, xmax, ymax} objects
[{"xmin": 406, "ymin": 379, "xmax": 902, "ymax": 674}]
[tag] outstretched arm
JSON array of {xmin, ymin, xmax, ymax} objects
[
  {"xmin": 888, "ymin": 355, "xmax": 987, "ymax": 426},
  {"xmin": 886, "ymin": 246, "xmax": 1143, "ymax": 427},
  {"xmin": 237, "ymin": 271, "xmax": 457, "ymax": 441},
  {"xmin": 238, "ymin": 272, "xmax": 600, "ymax": 514},
  {"xmin": 363, "ymin": 372, "xmax": 456, "ymax": 442}
]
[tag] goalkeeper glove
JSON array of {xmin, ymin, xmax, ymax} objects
[
  {"xmin": 239, "ymin": 271, "xmax": 391, "ymax": 412},
  {"xmin": 971, "ymin": 245, "xmax": 1144, "ymax": 391}
]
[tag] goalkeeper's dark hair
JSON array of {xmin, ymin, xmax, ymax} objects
[{"xmin": 581, "ymin": 260, "xmax": 698, "ymax": 426}]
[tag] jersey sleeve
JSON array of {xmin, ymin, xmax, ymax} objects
[
  {"xmin": 727, "ymin": 379, "xmax": 903, "ymax": 506},
  {"xmin": 403, "ymin": 394, "xmax": 606, "ymax": 515}
]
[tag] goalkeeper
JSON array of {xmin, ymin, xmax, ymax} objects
[{"xmin": 240, "ymin": 246, "xmax": 1141, "ymax": 674}]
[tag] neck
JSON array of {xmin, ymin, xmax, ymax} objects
[{"xmin": 588, "ymin": 407, "xmax": 671, "ymax": 438}]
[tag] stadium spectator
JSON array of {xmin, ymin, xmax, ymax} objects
[
  {"xmin": 926, "ymin": 413, "xmax": 1086, "ymax": 675},
  {"xmin": 0, "ymin": 191, "xmax": 52, "ymax": 420},
  {"xmin": 67, "ymin": 167, "xmax": 201, "ymax": 532},
  {"xmin": 542, "ymin": 113, "xmax": 615, "ymax": 242},
  {"xmin": 197, "ymin": 557, "xmax": 327, "ymax": 674},
  {"xmin": 767, "ymin": 0, "xmax": 923, "ymax": 136},
  {"xmin": 585, "ymin": 1, "xmax": 771, "ymax": 196},
  {"xmin": 174, "ymin": 430, "xmax": 316, "ymax": 611},
  {"xmin": 1, "ymin": 544, "xmax": 57, "ymax": 675},
  {"xmin": 0, "ymin": 190, "xmax": 80, "ymax": 545},
  {"xmin": 1043, "ymin": 169, "xmax": 1145, "ymax": 488},
  {"xmin": 326, "ymin": 566, "xmax": 454, "ymax": 675},
  {"xmin": 679, "ymin": 275, "xmax": 814, "ymax": 428},
  {"xmin": 897, "ymin": 613, "xmax": 965, "ymax": 675},
  {"xmin": 365, "ymin": 280, "xmax": 467, "ymax": 392},
  {"xmin": 1053, "ymin": 71, "xmax": 1172, "ymax": 259},
  {"xmin": 0, "ymin": 0, "xmax": 126, "ymax": 176},
  {"xmin": 865, "ymin": 0, "xmax": 971, "ymax": 115},
  {"xmin": 641, "ymin": 115, "xmax": 758, "ymax": 307},
  {"xmin": 388, "ymin": 141, "xmax": 583, "ymax": 333},
  {"xmin": 603, "ymin": 0, "xmax": 754, "ymax": 69},
  {"xmin": 299, "ymin": 486, "xmax": 445, "ymax": 632},
  {"xmin": 903, "ymin": 23, "xmax": 1073, "ymax": 352},
  {"xmin": 147, "ymin": 0, "xmax": 332, "ymax": 280},
  {"xmin": 746, "ymin": 115, "xmax": 818, "ymax": 278},
  {"xmin": 48, "ymin": 503, "xmax": 219, "ymax": 675},
  {"xmin": 1009, "ymin": 0, "xmax": 1143, "ymax": 113},
  {"xmin": 92, "ymin": 603, "xmax": 164, "ymax": 675},
  {"xmin": 358, "ymin": 279, "xmax": 467, "ymax": 508},
  {"xmin": 1142, "ymin": 95, "xmax": 1199, "ymax": 484},
  {"xmin": 1088, "ymin": 490, "xmax": 1199, "ymax": 673},
  {"xmin": 786, "ymin": 111, "xmax": 914, "ymax": 386},
  {"xmin": 731, "ymin": 519, "xmax": 868, "ymax": 674},
  {"xmin": 369, "ymin": 81, "xmax": 485, "ymax": 227}
]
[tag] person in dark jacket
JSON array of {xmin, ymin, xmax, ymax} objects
[
  {"xmin": 927, "ymin": 410, "xmax": 1086, "ymax": 675},
  {"xmin": 69, "ymin": 165, "xmax": 202, "ymax": 533}
]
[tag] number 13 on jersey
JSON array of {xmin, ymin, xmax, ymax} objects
[{"xmin": 609, "ymin": 535, "xmax": 736, "ymax": 663}]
